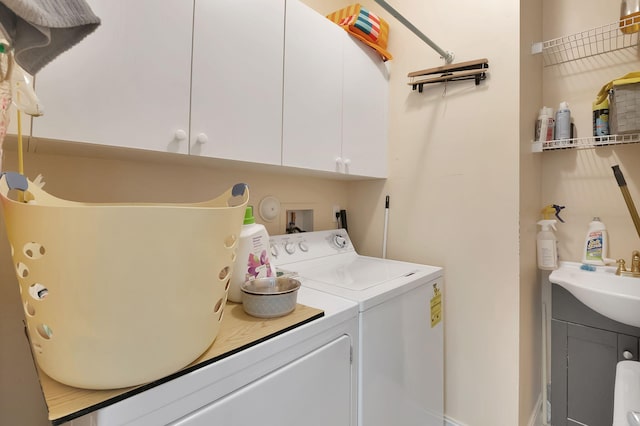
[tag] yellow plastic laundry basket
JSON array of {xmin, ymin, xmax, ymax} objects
[{"xmin": 0, "ymin": 173, "xmax": 248, "ymax": 390}]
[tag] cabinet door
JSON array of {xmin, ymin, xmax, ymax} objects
[
  {"xmin": 189, "ymin": 0, "xmax": 284, "ymax": 165},
  {"xmin": 170, "ymin": 335, "xmax": 352, "ymax": 426},
  {"xmin": 31, "ymin": 0, "xmax": 193, "ymax": 154},
  {"xmin": 552, "ymin": 286, "xmax": 640, "ymax": 426},
  {"xmin": 342, "ymin": 36, "xmax": 388, "ymax": 178},
  {"xmin": 566, "ymin": 323, "xmax": 617, "ymax": 426},
  {"xmin": 551, "ymin": 319, "xmax": 568, "ymax": 426},
  {"xmin": 282, "ymin": 0, "xmax": 343, "ymax": 173}
]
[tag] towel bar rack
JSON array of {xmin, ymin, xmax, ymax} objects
[
  {"xmin": 372, "ymin": 0, "xmax": 489, "ymax": 92},
  {"xmin": 373, "ymin": 0, "xmax": 454, "ymax": 64},
  {"xmin": 407, "ymin": 58, "xmax": 489, "ymax": 92}
]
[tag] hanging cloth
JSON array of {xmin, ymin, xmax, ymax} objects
[{"xmin": 0, "ymin": 0, "xmax": 100, "ymax": 74}]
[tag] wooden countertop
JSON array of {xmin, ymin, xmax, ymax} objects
[{"xmin": 39, "ymin": 302, "xmax": 323, "ymax": 424}]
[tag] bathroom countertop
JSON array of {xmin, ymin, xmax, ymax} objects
[{"xmin": 37, "ymin": 302, "xmax": 324, "ymax": 424}]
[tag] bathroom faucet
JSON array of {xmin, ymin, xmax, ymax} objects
[{"xmin": 616, "ymin": 250, "xmax": 640, "ymax": 277}]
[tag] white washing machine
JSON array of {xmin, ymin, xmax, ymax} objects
[
  {"xmin": 270, "ymin": 229, "xmax": 444, "ymax": 426},
  {"xmin": 65, "ymin": 288, "xmax": 358, "ymax": 426}
]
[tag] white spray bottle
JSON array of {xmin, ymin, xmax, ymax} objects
[{"xmin": 537, "ymin": 220, "xmax": 558, "ymax": 270}]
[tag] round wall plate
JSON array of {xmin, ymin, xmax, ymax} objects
[{"xmin": 259, "ymin": 196, "xmax": 281, "ymax": 222}]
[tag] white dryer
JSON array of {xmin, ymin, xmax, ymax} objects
[{"xmin": 270, "ymin": 229, "xmax": 444, "ymax": 426}]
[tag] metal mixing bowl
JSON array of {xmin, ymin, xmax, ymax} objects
[{"xmin": 240, "ymin": 277, "xmax": 301, "ymax": 318}]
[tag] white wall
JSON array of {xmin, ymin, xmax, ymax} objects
[
  {"xmin": 542, "ymin": 0, "xmax": 640, "ymax": 265},
  {"xmin": 519, "ymin": 0, "xmax": 544, "ymax": 425},
  {"xmin": 304, "ymin": 0, "xmax": 524, "ymax": 424}
]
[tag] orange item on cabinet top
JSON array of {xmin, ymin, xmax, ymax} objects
[{"xmin": 326, "ymin": 4, "xmax": 393, "ymax": 61}]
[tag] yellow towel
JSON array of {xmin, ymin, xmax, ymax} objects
[{"xmin": 327, "ymin": 4, "xmax": 392, "ymax": 61}]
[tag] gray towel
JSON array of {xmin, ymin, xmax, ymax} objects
[{"xmin": 0, "ymin": 0, "xmax": 100, "ymax": 74}]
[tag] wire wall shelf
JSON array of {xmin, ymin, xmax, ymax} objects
[
  {"xmin": 540, "ymin": 21, "xmax": 640, "ymax": 66},
  {"xmin": 532, "ymin": 133, "xmax": 640, "ymax": 152}
]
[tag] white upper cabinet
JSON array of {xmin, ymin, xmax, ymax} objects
[
  {"xmin": 26, "ymin": 0, "xmax": 387, "ymax": 178},
  {"xmin": 282, "ymin": 0, "xmax": 344, "ymax": 174},
  {"xmin": 342, "ymin": 35, "xmax": 389, "ymax": 178},
  {"xmin": 31, "ymin": 0, "xmax": 193, "ymax": 154},
  {"xmin": 189, "ymin": 0, "xmax": 284, "ymax": 165},
  {"xmin": 283, "ymin": 0, "xmax": 389, "ymax": 178}
]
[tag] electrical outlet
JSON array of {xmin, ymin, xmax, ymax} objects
[{"xmin": 332, "ymin": 205, "xmax": 340, "ymax": 222}]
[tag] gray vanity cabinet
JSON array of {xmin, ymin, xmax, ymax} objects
[{"xmin": 551, "ymin": 284, "xmax": 640, "ymax": 426}]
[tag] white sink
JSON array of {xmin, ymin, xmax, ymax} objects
[{"xmin": 549, "ymin": 262, "xmax": 640, "ymax": 328}]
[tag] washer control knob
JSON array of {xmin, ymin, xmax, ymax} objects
[
  {"xmin": 285, "ymin": 242, "xmax": 296, "ymax": 254},
  {"xmin": 299, "ymin": 242, "xmax": 309, "ymax": 252},
  {"xmin": 624, "ymin": 350, "xmax": 634, "ymax": 360},
  {"xmin": 333, "ymin": 234, "xmax": 347, "ymax": 248},
  {"xmin": 270, "ymin": 243, "xmax": 279, "ymax": 258}
]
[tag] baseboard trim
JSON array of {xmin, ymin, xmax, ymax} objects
[
  {"xmin": 445, "ymin": 415, "xmax": 467, "ymax": 426},
  {"xmin": 444, "ymin": 396, "xmax": 545, "ymax": 426},
  {"xmin": 529, "ymin": 392, "xmax": 543, "ymax": 426}
]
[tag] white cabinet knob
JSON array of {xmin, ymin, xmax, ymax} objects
[
  {"xmin": 624, "ymin": 350, "xmax": 634, "ymax": 360},
  {"xmin": 174, "ymin": 129, "xmax": 187, "ymax": 141},
  {"xmin": 196, "ymin": 133, "xmax": 208, "ymax": 144},
  {"xmin": 335, "ymin": 157, "xmax": 350, "ymax": 173}
]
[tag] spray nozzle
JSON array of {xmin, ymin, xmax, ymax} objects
[
  {"xmin": 541, "ymin": 204, "xmax": 565, "ymax": 222},
  {"xmin": 537, "ymin": 220, "xmax": 557, "ymax": 231},
  {"xmin": 553, "ymin": 204, "xmax": 565, "ymax": 222}
]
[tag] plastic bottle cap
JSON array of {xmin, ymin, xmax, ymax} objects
[
  {"xmin": 243, "ymin": 206, "xmax": 256, "ymax": 225},
  {"xmin": 538, "ymin": 107, "xmax": 554, "ymax": 117},
  {"xmin": 559, "ymin": 101, "xmax": 569, "ymax": 110}
]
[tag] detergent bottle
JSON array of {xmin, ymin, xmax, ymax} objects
[
  {"xmin": 582, "ymin": 217, "xmax": 615, "ymax": 266},
  {"xmin": 228, "ymin": 206, "xmax": 276, "ymax": 303}
]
